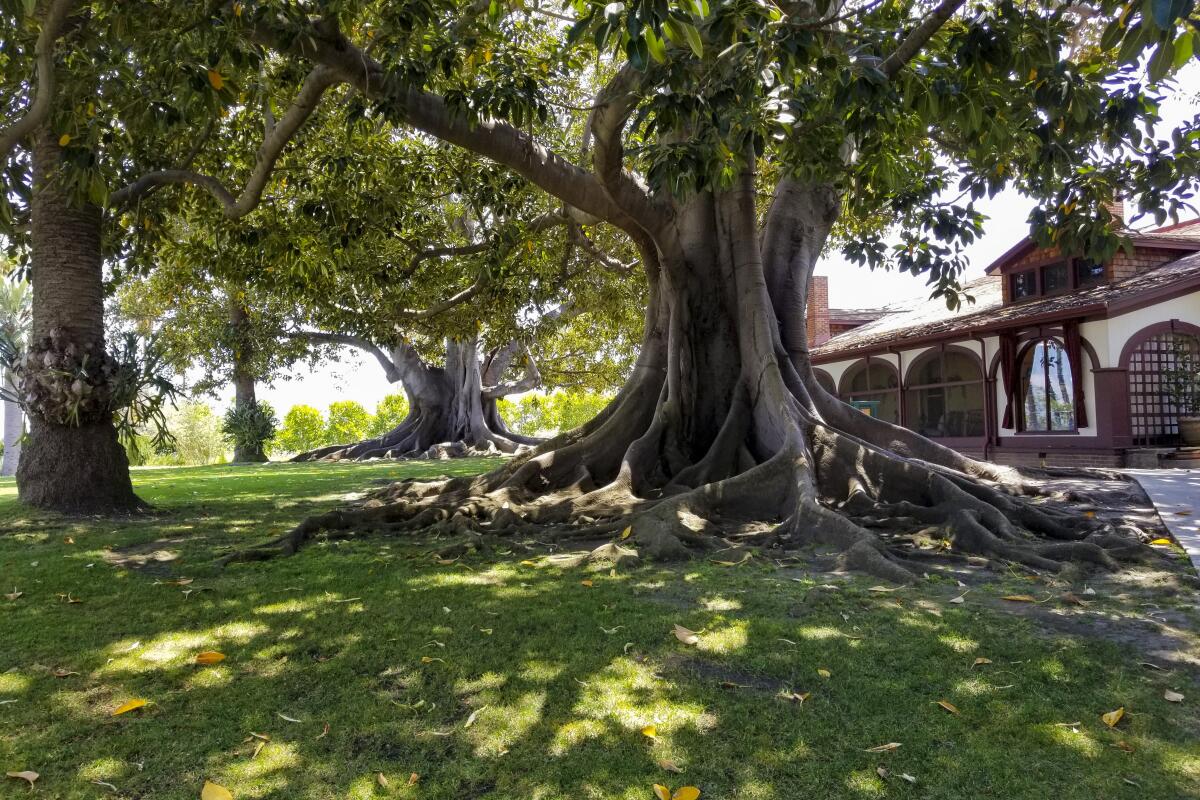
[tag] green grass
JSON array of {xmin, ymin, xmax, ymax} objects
[{"xmin": 1, "ymin": 461, "xmax": 1197, "ymax": 799}]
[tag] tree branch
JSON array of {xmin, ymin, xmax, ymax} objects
[
  {"xmin": 284, "ymin": 329, "xmax": 401, "ymax": 383},
  {"xmin": 109, "ymin": 65, "xmax": 340, "ymax": 216},
  {"xmin": 482, "ymin": 343, "xmax": 542, "ymax": 399},
  {"xmin": 590, "ymin": 65, "xmax": 673, "ymax": 232},
  {"xmin": 0, "ymin": 0, "xmax": 78, "ymax": 163},
  {"xmin": 246, "ymin": 19, "xmax": 643, "ymax": 236},
  {"xmin": 880, "ymin": 0, "xmax": 967, "ymax": 78}
]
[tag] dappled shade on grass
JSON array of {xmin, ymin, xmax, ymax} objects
[{"xmin": 0, "ymin": 462, "xmax": 1197, "ymax": 799}]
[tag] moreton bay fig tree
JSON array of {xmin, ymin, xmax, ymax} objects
[{"xmin": 213, "ymin": 0, "xmax": 1200, "ymax": 576}]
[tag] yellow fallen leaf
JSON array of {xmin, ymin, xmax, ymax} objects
[
  {"xmin": 936, "ymin": 699, "xmax": 959, "ymax": 714},
  {"xmin": 641, "ymin": 724, "xmax": 657, "ymax": 739},
  {"xmin": 207, "ymin": 69, "xmax": 224, "ymax": 90},
  {"xmin": 972, "ymin": 657, "xmax": 992, "ymax": 667},
  {"xmin": 620, "ymin": 526, "xmax": 632, "ymax": 540},
  {"xmin": 5, "ymin": 771, "xmax": 38, "ymax": 787},
  {"xmin": 1002, "ymin": 595, "xmax": 1036, "ymax": 602},
  {"xmin": 1148, "ymin": 538, "xmax": 1173, "ymax": 546},
  {"xmin": 58, "ymin": 133, "xmax": 71, "ymax": 146},
  {"xmin": 673, "ymin": 624, "xmax": 699, "ymax": 645},
  {"xmin": 653, "ymin": 786, "xmax": 700, "ymax": 800},
  {"xmin": 817, "ymin": 668, "xmax": 831, "ymax": 678},
  {"xmin": 64, "ymin": 536, "xmax": 75, "ymax": 544},
  {"xmin": 420, "ymin": 656, "xmax": 444, "ymax": 664},
  {"xmin": 377, "ymin": 773, "xmax": 389, "ymax": 788},
  {"xmin": 780, "ymin": 691, "xmax": 810, "ymax": 704},
  {"xmin": 657, "ymin": 759, "xmax": 684, "ymax": 773},
  {"xmin": 1164, "ymin": 689, "xmax": 1184, "ymax": 703},
  {"xmin": 580, "ymin": 580, "xmax": 594, "ymax": 587},
  {"xmin": 864, "ymin": 742, "xmax": 902, "ymax": 752},
  {"xmin": 195, "ymin": 651, "xmax": 226, "ymax": 665},
  {"xmin": 1102, "ymin": 707, "xmax": 1124, "ymax": 728},
  {"xmin": 201, "ymin": 781, "xmax": 233, "ymax": 800},
  {"xmin": 112, "ymin": 698, "xmax": 147, "ymax": 716},
  {"xmin": 519, "ymin": 560, "xmax": 537, "ymax": 567},
  {"xmin": 407, "ymin": 772, "xmax": 419, "ymax": 785}
]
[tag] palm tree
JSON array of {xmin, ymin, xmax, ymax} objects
[{"xmin": 0, "ymin": 262, "xmax": 31, "ymax": 476}]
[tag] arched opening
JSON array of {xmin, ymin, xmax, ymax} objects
[
  {"xmin": 813, "ymin": 368, "xmax": 836, "ymax": 396},
  {"xmin": 839, "ymin": 358, "xmax": 900, "ymax": 424},
  {"xmin": 904, "ymin": 348, "xmax": 985, "ymax": 438},
  {"xmin": 1019, "ymin": 338, "xmax": 1075, "ymax": 432},
  {"xmin": 1125, "ymin": 329, "xmax": 1200, "ymax": 446}
]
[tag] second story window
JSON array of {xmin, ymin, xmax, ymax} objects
[
  {"xmin": 1010, "ymin": 269, "xmax": 1037, "ymax": 300},
  {"xmin": 1075, "ymin": 259, "xmax": 1105, "ymax": 287},
  {"xmin": 1041, "ymin": 261, "xmax": 1069, "ymax": 294}
]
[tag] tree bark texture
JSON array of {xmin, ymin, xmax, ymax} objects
[
  {"xmin": 15, "ymin": 128, "xmax": 141, "ymax": 512},
  {"xmin": 1, "ymin": 370, "xmax": 22, "ymax": 477},
  {"xmin": 230, "ymin": 300, "xmax": 268, "ymax": 463},
  {"xmin": 293, "ymin": 335, "xmax": 540, "ymax": 462}
]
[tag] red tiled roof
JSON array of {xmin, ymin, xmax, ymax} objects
[{"xmin": 812, "ymin": 250, "xmax": 1200, "ymax": 361}]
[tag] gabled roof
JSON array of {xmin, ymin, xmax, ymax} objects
[
  {"xmin": 982, "ymin": 217, "xmax": 1200, "ymax": 275},
  {"xmin": 812, "ymin": 250, "xmax": 1200, "ymax": 362}
]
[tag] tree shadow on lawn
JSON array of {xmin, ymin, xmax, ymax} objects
[{"xmin": 2, "ymin": 536, "xmax": 1199, "ymax": 800}]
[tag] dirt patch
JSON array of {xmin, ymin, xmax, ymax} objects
[
  {"xmin": 102, "ymin": 536, "xmax": 202, "ymax": 576},
  {"xmin": 664, "ymin": 654, "xmax": 792, "ymax": 694}
]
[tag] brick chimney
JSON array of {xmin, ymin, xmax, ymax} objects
[
  {"xmin": 1103, "ymin": 198, "xmax": 1126, "ymax": 228},
  {"xmin": 807, "ymin": 275, "xmax": 831, "ymax": 347}
]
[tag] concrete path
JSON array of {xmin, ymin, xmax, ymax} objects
[{"xmin": 1124, "ymin": 469, "xmax": 1200, "ymax": 570}]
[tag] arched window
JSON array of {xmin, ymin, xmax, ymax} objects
[
  {"xmin": 904, "ymin": 349, "xmax": 985, "ymax": 438},
  {"xmin": 813, "ymin": 369, "xmax": 836, "ymax": 395},
  {"xmin": 840, "ymin": 359, "xmax": 899, "ymax": 424},
  {"xmin": 1127, "ymin": 330, "xmax": 1200, "ymax": 446},
  {"xmin": 1020, "ymin": 338, "xmax": 1075, "ymax": 432}
]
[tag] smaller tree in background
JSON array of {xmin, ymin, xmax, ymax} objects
[
  {"xmin": 325, "ymin": 401, "xmax": 371, "ymax": 447},
  {"xmin": 499, "ymin": 390, "xmax": 614, "ymax": 437},
  {"xmin": 367, "ymin": 395, "xmax": 410, "ymax": 439},
  {"xmin": 167, "ymin": 402, "xmax": 226, "ymax": 466},
  {"xmin": 277, "ymin": 405, "xmax": 327, "ymax": 455},
  {"xmin": 222, "ymin": 401, "xmax": 278, "ymax": 463}
]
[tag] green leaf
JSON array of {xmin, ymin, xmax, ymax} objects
[
  {"xmin": 680, "ymin": 21, "xmax": 703, "ymax": 57},
  {"xmin": 1173, "ymin": 30, "xmax": 1195, "ymax": 68},
  {"xmin": 1148, "ymin": 38, "xmax": 1174, "ymax": 81},
  {"xmin": 644, "ymin": 27, "xmax": 667, "ymax": 63}
]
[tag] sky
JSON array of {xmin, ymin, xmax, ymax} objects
[{"xmin": 225, "ymin": 65, "xmax": 1200, "ymax": 417}]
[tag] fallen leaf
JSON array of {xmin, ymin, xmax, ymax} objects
[
  {"xmin": 1139, "ymin": 662, "xmax": 1166, "ymax": 671},
  {"xmin": 201, "ymin": 781, "xmax": 233, "ymax": 800},
  {"xmin": 377, "ymin": 773, "xmax": 388, "ymax": 788},
  {"xmin": 407, "ymin": 773, "xmax": 419, "ymax": 785},
  {"xmin": 276, "ymin": 712, "xmax": 301, "ymax": 723},
  {"xmin": 876, "ymin": 766, "xmax": 889, "ymax": 780},
  {"xmin": 1002, "ymin": 595, "xmax": 1036, "ymax": 602},
  {"xmin": 58, "ymin": 133, "xmax": 71, "ymax": 146},
  {"xmin": 112, "ymin": 698, "xmax": 147, "ymax": 716},
  {"xmin": 864, "ymin": 742, "xmax": 901, "ymax": 752},
  {"xmin": 580, "ymin": 580, "xmax": 594, "ymax": 587},
  {"xmin": 4, "ymin": 589, "xmax": 21, "ymax": 601},
  {"xmin": 53, "ymin": 669, "xmax": 79, "ymax": 678},
  {"xmin": 949, "ymin": 594, "xmax": 967, "ymax": 604},
  {"xmin": 673, "ymin": 624, "xmax": 699, "ymax": 645},
  {"xmin": 1102, "ymin": 707, "xmax": 1125, "ymax": 728},
  {"xmin": 620, "ymin": 526, "xmax": 632, "ymax": 540},
  {"xmin": 195, "ymin": 651, "xmax": 226, "ymax": 665},
  {"xmin": 64, "ymin": 536, "xmax": 75, "ymax": 544},
  {"xmin": 1083, "ymin": 510, "xmax": 1096, "ymax": 519},
  {"xmin": 657, "ymin": 759, "xmax": 684, "ymax": 773},
  {"xmin": 1113, "ymin": 741, "xmax": 1135, "ymax": 753},
  {"xmin": 780, "ymin": 691, "xmax": 810, "ymax": 704},
  {"xmin": 207, "ymin": 70, "xmax": 224, "ymax": 90},
  {"xmin": 464, "ymin": 706, "xmax": 487, "ymax": 728},
  {"xmin": 641, "ymin": 724, "xmax": 658, "ymax": 739},
  {"xmin": 1060, "ymin": 592, "xmax": 1087, "ymax": 606},
  {"xmin": 479, "ymin": 628, "xmax": 493, "ymax": 635},
  {"xmin": 1163, "ymin": 689, "xmax": 1184, "ymax": 703},
  {"xmin": 972, "ymin": 657, "xmax": 992, "ymax": 667},
  {"xmin": 519, "ymin": 560, "xmax": 537, "ymax": 567},
  {"xmin": 420, "ymin": 656, "xmax": 444, "ymax": 664},
  {"xmin": 868, "ymin": 585, "xmax": 898, "ymax": 593},
  {"xmin": 1148, "ymin": 538, "xmax": 1173, "ymax": 546},
  {"xmin": 935, "ymin": 699, "xmax": 959, "ymax": 714},
  {"xmin": 898, "ymin": 773, "xmax": 917, "ymax": 784},
  {"xmin": 316, "ymin": 722, "xmax": 329, "ymax": 739},
  {"xmin": 817, "ymin": 668, "xmax": 831, "ymax": 678},
  {"xmin": 652, "ymin": 786, "xmax": 700, "ymax": 800},
  {"xmin": 5, "ymin": 771, "xmax": 38, "ymax": 788}
]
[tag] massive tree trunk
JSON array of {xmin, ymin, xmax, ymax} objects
[
  {"xmin": 1, "ymin": 369, "xmax": 22, "ymax": 477},
  {"xmin": 229, "ymin": 300, "xmax": 268, "ymax": 463},
  {"xmin": 293, "ymin": 335, "xmax": 540, "ymax": 462},
  {"xmin": 233, "ymin": 170, "xmax": 1148, "ymax": 580},
  {"xmin": 15, "ymin": 128, "xmax": 141, "ymax": 512}
]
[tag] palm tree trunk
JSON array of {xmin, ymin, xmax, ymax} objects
[{"xmin": 1, "ymin": 369, "xmax": 22, "ymax": 477}]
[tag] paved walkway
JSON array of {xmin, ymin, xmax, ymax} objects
[{"xmin": 1125, "ymin": 469, "xmax": 1200, "ymax": 570}]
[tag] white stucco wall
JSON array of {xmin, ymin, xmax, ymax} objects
[{"xmin": 1105, "ymin": 294, "xmax": 1200, "ymax": 365}]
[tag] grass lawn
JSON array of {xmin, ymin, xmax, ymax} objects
[{"xmin": 1, "ymin": 461, "xmax": 1197, "ymax": 800}]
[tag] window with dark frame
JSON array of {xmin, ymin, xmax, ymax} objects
[
  {"xmin": 1040, "ymin": 261, "xmax": 1069, "ymax": 294},
  {"xmin": 1075, "ymin": 259, "xmax": 1105, "ymax": 287},
  {"xmin": 904, "ymin": 350, "xmax": 986, "ymax": 438},
  {"xmin": 1019, "ymin": 338, "xmax": 1076, "ymax": 432},
  {"xmin": 1010, "ymin": 269, "xmax": 1037, "ymax": 300}
]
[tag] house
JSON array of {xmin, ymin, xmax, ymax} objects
[{"xmin": 809, "ymin": 210, "xmax": 1200, "ymax": 468}]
